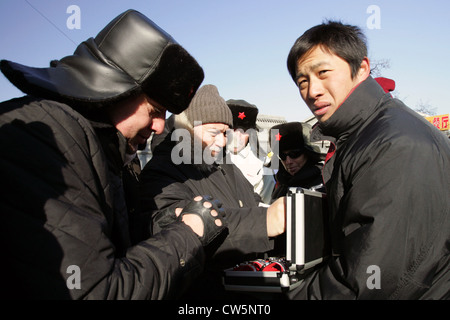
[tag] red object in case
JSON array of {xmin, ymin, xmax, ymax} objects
[{"xmin": 223, "ymin": 187, "xmax": 330, "ymax": 293}]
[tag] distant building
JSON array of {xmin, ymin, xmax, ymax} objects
[{"xmin": 256, "ymin": 114, "xmax": 287, "ymax": 130}]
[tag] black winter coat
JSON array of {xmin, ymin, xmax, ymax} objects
[
  {"xmin": 288, "ymin": 77, "xmax": 450, "ymax": 300},
  {"xmin": 140, "ymin": 131, "xmax": 274, "ymax": 298},
  {"xmin": 0, "ymin": 97, "xmax": 204, "ymax": 299},
  {"xmin": 141, "ymin": 132, "xmax": 273, "ymax": 263}
]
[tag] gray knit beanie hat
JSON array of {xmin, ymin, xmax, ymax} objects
[{"xmin": 180, "ymin": 84, "xmax": 233, "ymax": 128}]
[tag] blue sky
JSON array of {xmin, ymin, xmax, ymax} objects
[{"xmin": 0, "ymin": 0, "xmax": 448, "ymax": 122}]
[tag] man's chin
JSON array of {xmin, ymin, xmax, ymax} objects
[
  {"xmin": 210, "ymin": 151, "xmax": 220, "ymax": 159},
  {"xmin": 209, "ymin": 149, "xmax": 225, "ymax": 161}
]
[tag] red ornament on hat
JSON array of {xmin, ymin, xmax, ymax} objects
[
  {"xmin": 276, "ymin": 133, "xmax": 282, "ymax": 141},
  {"xmin": 238, "ymin": 112, "xmax": 246, "ymax": 120}
]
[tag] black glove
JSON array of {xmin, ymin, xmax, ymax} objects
[{"xmin": 178, "ymin": 195, "xmax": 227, "ymax": 246}]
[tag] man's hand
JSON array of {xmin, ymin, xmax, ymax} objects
[
  {"xmin": 177, "ymin": 196, "xmax": 227, "ymax": 246},
  {"xmin": 177, "ymin": 196, "xmax": 223, "ymax": 237},
  {"xmin": 266, "ymin": 196, "xmax": 286, "ymax": 237}
]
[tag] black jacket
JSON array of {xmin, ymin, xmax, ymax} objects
[
  {"xmin": 140, "ymin": 131, "xmax": 274, "ymax": 298},
  {"xmin": 0, "ymin": 10, "xmax": 206, "ymax": 300},
  {"xmin": 141, "ymin": 132, "xmax": 273, "ymax": 262},
  {"xmin": 0, "ymin": 97, "xmax": 204, "ymax": 299},
  {"xmin": 288, "ymin": 76, "xmax": 450, "ymax": 299}
]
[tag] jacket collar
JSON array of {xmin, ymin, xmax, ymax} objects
[
  {"xmin": 311, "ymin": 76, "xmax": 386, "ymax": 144},
  {"xmin": 90, "ymin": 120, "xmax": 128, "ymax": 173}
]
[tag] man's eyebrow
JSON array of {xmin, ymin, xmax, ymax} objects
[
  {"xmin": 152, "ymin": 104, "xmax": 166, "ymax": 114},
  {"xmin": 295, "ymin": 61, "xmax": 329, "ymax": 82},
  {"xmin": 207, "ymin": 127, "xmax": 226, "ymax": 133}
]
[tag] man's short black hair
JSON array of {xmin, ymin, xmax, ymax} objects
[{"xmin": 287, "ymin": 20, "xmax": 368, "ymax": 82}]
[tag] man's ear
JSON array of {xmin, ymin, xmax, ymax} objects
[{"xmin": 357, "ymin": 57, "xmax": 371, "ymax": 81}]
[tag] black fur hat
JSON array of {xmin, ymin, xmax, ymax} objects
[
  {"xmin": 270, "ymin": 122, "xmax": 323, "ymax": 159},
  {"xmin": 0, "ymin": 10, "xmax": 204, "ymax": 114},
  {"xmin": 226, "ymin": 99, "xmax": 259, "ymax": 130}
]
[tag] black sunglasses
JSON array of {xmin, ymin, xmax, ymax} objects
[{"xmin": 278, "ymin": 149, "xmax": 304, "ymax": 161}]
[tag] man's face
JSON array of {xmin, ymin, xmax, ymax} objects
[
  {"xmin": 229, "ymin": 129, "xmax": 249, "ymax": 154},
  {"xmin": 280, "ymin": 151, "xmax": 308, "ymax": 176},
  {"xmin": 193, "ymin": 123, "xmax": 229, "ymax": 159},
  {"xmin": 108, "ymin": 93, "xmax": 166, "ymax": 154},
  {"xmin": 295, "ymin": 45, "xmax": 369, "ymax": 123}
]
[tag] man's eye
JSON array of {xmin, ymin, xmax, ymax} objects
[
  {"xmin": 151, "ymin": 105, "xmax": 166, "ymax": 116},
  {"xmin": 319, "ymin": 70, "xmax": 329, "ymax": 76},
  {"xmin": 298, "ymin": 79, "xmax": 308, "ymax": 89}
]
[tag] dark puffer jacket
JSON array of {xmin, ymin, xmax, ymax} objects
[
  {"xmin": 0, "ymin": 97, "xmax": 204, "ymax": 299},
  {"xmin": 288, "ymin": 76, "xmax": 450, "ymax": 300}
]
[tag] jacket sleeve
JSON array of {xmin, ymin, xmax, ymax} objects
[
  {"xmin": 92, "ymin": 222, "xmax": 205, "ymax": 300},
  {"xmin": 289, "ymin": 121, "xmax": 450, "ymax": 299},
  {"xmin": 220, "ymin": 206, "xmax": 273, "ymax": 256},
  {"xmin": 0, "ymin": 99, "xmax": 204, "ymax": 300}
]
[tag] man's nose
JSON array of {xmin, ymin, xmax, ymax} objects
[
  {"xmin": 215, "ymin": 133, "xmax": 227, "ymax": 147},
  {"xmin": 308, "ymin": 77, "xmax": 324, "ymax": 99},
  {"xmin": 151, "ymin": 117, "xmax": 166, "ymax": 135}
]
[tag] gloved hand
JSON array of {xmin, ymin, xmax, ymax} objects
[{"xmin": 178, "ymin": 195, "xmax": 227, "ymax": 246}]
